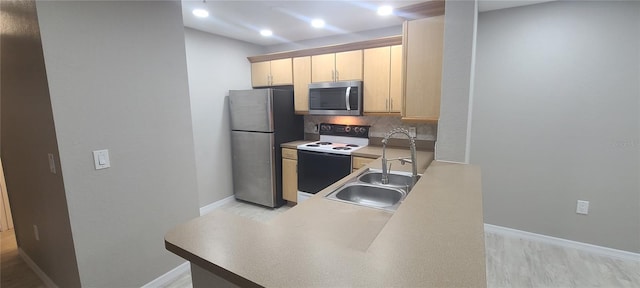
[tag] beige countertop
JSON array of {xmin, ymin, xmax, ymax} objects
[
  {"xmin": 165, "ymin": 148, "xmax": 486, "ymax": 287},
  {"xmin": 280, "ymin": 140, "xmax": 310, "ymax": 149}
]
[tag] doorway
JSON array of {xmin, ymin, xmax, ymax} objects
[{"xmin": 0, "ymin": 158, "xmax": 14, "ymax": 231}]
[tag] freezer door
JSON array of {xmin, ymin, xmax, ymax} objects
[
  {"xmin": 231, "ymin": 131, "xmax": 276, "ymax": 207},
  {"xmin": 229, "ymin": 89, "xmax": 274, "ymax": 132}
]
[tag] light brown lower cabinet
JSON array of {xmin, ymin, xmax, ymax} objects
[
  {"xmin": 352, "ymin": 156, "xmax": 376, "ymax": 172},
  {"xmin": 281, "ymin": 148, "xmax": 297, "ymax": 203}
]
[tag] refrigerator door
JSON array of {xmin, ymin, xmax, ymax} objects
[
  {"xmin": 231, "ymin": 131, "xmax": 276, "ymax": 207},
  {"xmin": 229, "ymin": 89, "xmax": 274, "ymax": 132}
]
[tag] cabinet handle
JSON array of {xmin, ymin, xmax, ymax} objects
[
  {"xmin": 331, "ymin": 70, "xmax": 335, "ymax": 81},
  {"xmin": 390, "ymin": 98, "xmax": 393, "ymax": 110},
  {"xmin": 335, "ymin": 70, "xmax": 339, "ymax": 81},
  {"xmin": 386, "ymin": 99, "xmax": 389, "ymax": 110}
]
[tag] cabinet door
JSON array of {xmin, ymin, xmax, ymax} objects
[
  {"xmin": 270, "ymin": 58, "xmax": 293, "ymax": 85},
  {"xmin": 389, "ymin": 45, "xmax": 403, "ymax": 113},
  {"xmin": 251, "ymin": 61, "xmax": 271, "ymax": 87},
  {"xmin": 335, "ymin": 50, "xmax": 363, "ymax": 81},
  {"xmin": 352, "ymin": 156, "xmax": 376, "ymax": 170},
  {"xmin": 363, "ymin": 47, "xmax": 391, "ymax": 113},
  {"xmin": 293, "ymin": 56, "xmax": 311, "ymax": 113},
  {"xmin": 282, "ymin": 158, "xmax": 297, "ymax": 202},
  {"xmin": 311, "ymin": 53, "xmax": 335, "ymax": 82},
  {"xmin": 403, "ymin": 16, "xmax": 444, "ymax": 121}
]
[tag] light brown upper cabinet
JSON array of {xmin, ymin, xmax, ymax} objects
[
  {"xmin": 389, "ymin": 45, "xmax": 403, "ymax": 113},
  {"xmin": 293, "ymin": 56, "xmax": 311, "ymax": 113},
  {"xmin": 363, "ymin": 45, "xmax": 402, "ymax": 114},
  {"xmin": 251, "ymin": 58, "xmax": 293, "ymax": 87},
  {"xmin": 311, "ymin": 50, "xmax": 363, "ymax": 83},
  {"xmin": 402, "ymin": 15, "xmax": 444, "ymax": 122}
]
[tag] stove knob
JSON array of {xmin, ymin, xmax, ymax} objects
[{"xmin": 345, "ymin": 126, "xmax": 351, "ymax": 133}]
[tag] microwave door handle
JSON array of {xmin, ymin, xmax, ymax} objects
[{"xmin": 345, "ymin": 87, "xmax": 351, "ymax": 111}]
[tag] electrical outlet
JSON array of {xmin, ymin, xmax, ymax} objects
[
  {"xmin": 48, "ymin": 153, "xmax": 56, "ymax": 174},
  {"xmin": 33, "ymin": 225, "xmax": 40, "ymax": 241},
  {"xmin": 576, "ymin": 200, "xmax": 589, "ymax": 215},
  {"xmin": 313, "ymin": 124, "xmax": 319, "ymax": 133},
  {"xmin": 409, "ymin": 127, "xmax": 417, "ymax": 138}
]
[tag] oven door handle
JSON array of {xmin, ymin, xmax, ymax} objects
[{"xmin": 345, "ymin": 86, "xmax": 351, "ymax": 111}]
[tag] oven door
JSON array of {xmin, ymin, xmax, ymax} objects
[{"xmin": 297, "ymin": 150, "xmax": 351, "ymax": 194}]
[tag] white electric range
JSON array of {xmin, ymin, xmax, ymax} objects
[{"xmin": 295, "ymin": 123, "xmax": 370, "ymax": 203}]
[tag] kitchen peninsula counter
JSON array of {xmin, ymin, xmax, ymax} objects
[{"xmin": 165, "ymin": 149, "xmax": 486, "ymax": 287}]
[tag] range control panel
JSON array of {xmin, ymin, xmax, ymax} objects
[{"xmin": 319, "ymin": 123, "xmax": 370, "ymax": 138}]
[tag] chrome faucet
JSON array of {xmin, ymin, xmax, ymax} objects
[{"xmin": 381, "ymin": 128, "xmax": 418, "ymax": 189}]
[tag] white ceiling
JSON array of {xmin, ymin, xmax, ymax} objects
[
  {"xmin": 181, "ymin": 0, "xmax": 557, "ymax": 47},
  {"xmin": 181, "ymin": 0, "xmax": 422, "ymax": 46}
]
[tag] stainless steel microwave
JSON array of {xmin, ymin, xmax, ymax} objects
[{"xmin": 308, "ymin": 81, "xmax": 363, "ymax": 116}]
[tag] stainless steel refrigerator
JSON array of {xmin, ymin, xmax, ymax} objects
[{"xmin": 228, "ymin": 88, "xmax": 303, "ymax": 207}]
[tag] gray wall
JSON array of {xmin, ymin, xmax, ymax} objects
[
  {"xmin": 436, "ymin": 0, "xmax": 477, "ymax": 163},
  {"xmin": 184, "ymin": 28, "xmax": 264, "ymax": 207},
  {"xmin": 0, "ymin": 1, "xmax": 81, "ymax": 287},
  {"xmin": 471, "ymin": 1, "xmax": 640, "ymax": 252},
  {"xmin": 36, "ymin": 1, "xmax": 200, "ymax": 286}
]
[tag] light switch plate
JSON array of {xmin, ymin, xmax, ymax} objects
[
  {"xmin": 93, "ymin": 149, "xmax": 110, "ymax": 170},
  {"xmin": 576, "ymin": 200, "xmax": 589, "ymax": 215}
]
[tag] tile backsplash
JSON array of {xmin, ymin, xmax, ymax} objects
[{"xmin": 304, "ymin": 115, "xmax": 437, "ymax": 141}]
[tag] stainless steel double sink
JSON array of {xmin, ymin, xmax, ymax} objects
[{"xmin": 325, "ymin": 168, "xmax": 421, "ymax": 212}]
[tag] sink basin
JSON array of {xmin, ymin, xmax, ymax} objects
[
  {"xmin": 358, "ymin": 170, "xmax": 421, "ymax": 192},
  {"xmin": 326, "ymin": 183, "xmax": 405, "ymax": 211},
  {"xmin": 324, "ymin": 168, "xmax": 423, "ymax": 211}
]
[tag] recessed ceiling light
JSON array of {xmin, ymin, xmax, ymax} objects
[
  {"xmin": 260, "ymin": 29, "xmax": 273, "ymax": 37},
  {"xmin": 311, "ymin": 19, "xmax": 325, "ymax": 28},
  {"xmin": 377, "ymin": 5, "xmax": 393, "ymax": 16},
  {"xmin": 192, "ymin": 8, "xmax": 209, "ymax": 18}
]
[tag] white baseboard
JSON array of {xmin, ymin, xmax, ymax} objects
[
  {"xmin": 484, "ymin": 224, "xmax": 640, "ymax": 262},
  {"xmin": 143, "ymin": 197, "xmax": 235, "ymax": 288},
  {"xmin": 141, "ymin": 261, "xmax": 190, "ymax": 288},
  {"xmin": 18, "ymin": 248, "xmax": 58, "ymax": 288},
  {"xmin": 199, "ymin": 195, "xmax": 235, "ymax": 216}
]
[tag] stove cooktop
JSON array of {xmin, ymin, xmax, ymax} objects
[
  {"xmin": 297, "ymin": 140, "xmax": 366, "ymax": 155},
  {"xmin": 296, "ymin": 123, "xmax": 370, "ymax": 155}
]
